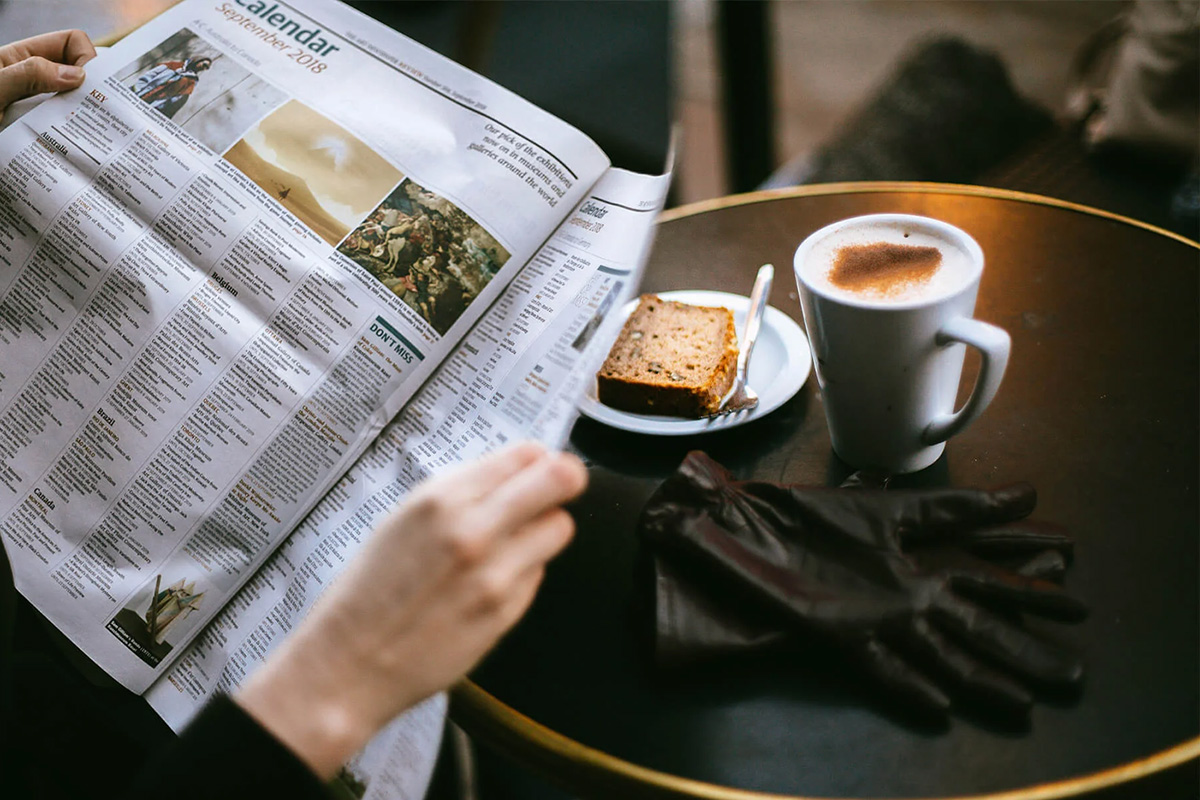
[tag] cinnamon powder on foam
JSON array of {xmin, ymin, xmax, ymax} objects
[{"xmin": 829, "ymin": 242, "xmax": 942, "ymax": 298}]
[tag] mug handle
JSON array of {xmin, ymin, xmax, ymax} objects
[{"xmin": 921, "ymin": 317, "xmax": 1011, "ymax": 445}]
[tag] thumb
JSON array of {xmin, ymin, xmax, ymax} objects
[{"xmin": 0, "ymin": 57, "xmax": 85, "ymax": 113}]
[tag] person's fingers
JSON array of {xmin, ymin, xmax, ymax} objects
[
  {"xmin": 356, "ymin": 446, "xmax": 550, "ymax": 588},
  {"xmin": 456, "ymin": 558, "xmax": 548, "ymax": 656},
  {"xmin": 895, "ymin": 484, "xmax": 1037, "ymax": 543},
  {"xmin": 0, "ymin": 56, "xmax": 86, "ymax": 112},
  {"xmin": 66, "ymin": 30, "xmax": 98, "ymax": 66},
  {"xmin": 931, "ymin": 594, "xmax": 1084, "ymax": 684},
  {"xmin": 480, "ymin": 451, "xmax": 587, "ymax": 533},
  {"xmin": 0, "ymin": 30, "xmax": 96, "ymax": 68},
  {"xmin": 493, "ymin": 563, "xmax": 545, "ymax": 631},
  {"xmin": 422, "ymin": 441, "xmax": 547, "ymax": 505},
  {"xmin": 890, "ymin": 617, "xmax": 1032, "ymax": 712},
  {"xmin": 478, "ymin": 508, "xmax": 575, "ymax": 595},
  {"xmin": 448, "ymin": 509, "xmax": 573, "ymax": 627}
]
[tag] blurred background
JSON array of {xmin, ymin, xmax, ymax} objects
[
  {"xmin": 677, "ymin": 0, "xmax": 1115, "ymax": 199},
  {"xmin": 1, "ymin": 0, "xmax": 1195, "ymax": 235}
]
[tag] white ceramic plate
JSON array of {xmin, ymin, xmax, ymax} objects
[{"xmin": 577, "ymin": 290, "xmax": 812, "ymax": 435}]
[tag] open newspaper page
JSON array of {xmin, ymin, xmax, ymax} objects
[
  {"xmin": 0, "ymin": 0, "xmax": 609, "ymax": 691},
  {"xmin": 144, "ymin": 167, "xmax": 670, "ymax": 797}
]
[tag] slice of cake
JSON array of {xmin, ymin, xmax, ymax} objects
[{"xmin": 597, "ymin": 295, "xmax": 739, "ymax": 417}]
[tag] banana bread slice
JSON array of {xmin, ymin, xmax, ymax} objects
[{"xmin": 597, "ymin": 295, "xmax": 739, "ymax": 417}]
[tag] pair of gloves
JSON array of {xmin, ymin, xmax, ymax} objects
[{"xmin": 638, "ymin": 452, "xmax": 1086, "ymax": 718}]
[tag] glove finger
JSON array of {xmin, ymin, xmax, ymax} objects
[
  {"xmin": 888, "ymin": 618, "xmax": 1032, "ymax": 713},
  {"xmin": 931, "ymin": 594, "xmax": 1084, "ymax": 685},
  {"xmin": 896, "ymin": 484, "xmax": 1037, "ymax": 544},
  {"xmin": 952, "ymin": 520, "xmax": 1074, "ymax": 560},
  {"xmin": 854, "ymin": 637, "xmax": 950, "ymax": 717},
  {"xmin": 947, "ymin": 561, "xmax": 1088, "ymax": 622},
  {"xmin": 1014, "ymin": 550, "xmax": 1068, "ymax": 582}
]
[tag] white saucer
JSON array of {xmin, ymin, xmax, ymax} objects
[{"xmin": 577, "ymin": 290, "xmax": 811, "ymax": 435}]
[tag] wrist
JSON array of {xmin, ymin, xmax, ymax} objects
[{"xmin": 234, "ymin": 635, "xmax": 378, "ymax": 779}]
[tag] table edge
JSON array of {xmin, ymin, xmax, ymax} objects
[
  {"xmin": 452, "ymin": 681, "xmax": 1200, "ymax": 800},
  {"xmin": 656, "ymin": 182, "xmax": 1200, "ymax": 251},
  {"xmin": 459, "ymin": 183, "xmax": 1199, "ymax": 798}
]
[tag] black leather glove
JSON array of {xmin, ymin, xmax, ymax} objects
[{"xmin": 639, "ymin": 452, "xmax": 1087, "ymax": 717}]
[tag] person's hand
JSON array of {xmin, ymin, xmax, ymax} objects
[
  {"xmin": 0, "ymin": 31, "xmax": 97, "ymax": 119},
  {"xmin": 236, "ymin": 442, "xmax": 587, "ymax": 777},
  {"xmin": 640, "ymin": 451, "xmax": 1087, "ymax": 719}
]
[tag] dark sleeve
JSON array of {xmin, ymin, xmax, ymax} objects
[{"xmin": 124, "ymin": 693, "xmax": 330, "ymax": 800}]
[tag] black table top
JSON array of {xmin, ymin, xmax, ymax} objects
[{"xmin": 454, "ymin": 183, "xmax": 1200, "ymax": 799}]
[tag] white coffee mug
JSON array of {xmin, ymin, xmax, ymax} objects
[{"xmin": 793, "ymin": 214, "xmax": 1010, "ymax": 474}]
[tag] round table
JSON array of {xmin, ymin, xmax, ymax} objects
[{"xmin": 453, "ymin": 183, "xmax": 1200, "ymax": 799}]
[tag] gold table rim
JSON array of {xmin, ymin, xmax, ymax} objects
[
  {"xmin": 455, "ymin": 181, "xmax": 1200, "ymax": 800},
  {"xmin": 452, "ymin": 681, "xmax": 1200, "ymax": 800},
  {"xmin": 657, "ymin": 181, "xmax": 1199, "ymax": 250}
]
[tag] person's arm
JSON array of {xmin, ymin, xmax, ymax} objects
[
  {"xmin": 125, "ymin": 694, "xmax": 332, "ymax": 799},
  {"xmin": 0, "ymin": 30, "xmax": 96, "ymax": 118},
  {"xmin": 123, "ymin": 444, "xmax": 583, "ymax": 797},
  {"xmin": 234, "ymin": 442, "xmax": 585, "ymax": 779}
]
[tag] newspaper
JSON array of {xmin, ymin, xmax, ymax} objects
[{"xmin": 0, "ymin": 0, "xmax": 669, "ymax": 794}]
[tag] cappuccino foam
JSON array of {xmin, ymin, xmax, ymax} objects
[{"xmin": 804, "ymin": 223, "xmax": 973, "ymax": 305}]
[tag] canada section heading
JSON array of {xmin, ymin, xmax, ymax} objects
[{"xmin": 219, "ymin": 1, "xmax": 342, "ymax": 57}]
